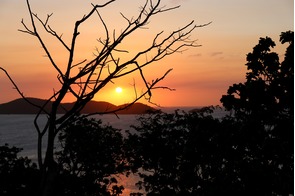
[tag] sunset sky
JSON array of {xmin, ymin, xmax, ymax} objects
[{"xmin": 0, "ymin": 0, "xmax": 293, "ymax": 107}]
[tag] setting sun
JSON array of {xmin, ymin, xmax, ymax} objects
[{"xmin": 115, "ymin": 87, "xmax": 123, "ymax": 94}]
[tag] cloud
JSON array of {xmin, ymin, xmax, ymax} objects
[
  {"xmin": 210, "ymin": 52, "xmax": 223, "ymax": 57},
  {"xmin": 188, "ymin": 53, "xmax": 202, "ymax": 58}
]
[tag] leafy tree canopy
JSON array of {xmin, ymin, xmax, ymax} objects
[
  {"xmin": 55, "ymin": 116, "xmax": 128, "ymax": 196},
  {"xmin": 220, "ymin": 31, "xmax": 294, "ymax": 124},
  {"xmin": 0, "ymin": 144, "xmax": 39, "ymax": 196}
]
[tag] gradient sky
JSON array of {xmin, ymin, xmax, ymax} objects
[{"xmin": 0, "ymin": 0, "xmax": 293, "ymax": 107}]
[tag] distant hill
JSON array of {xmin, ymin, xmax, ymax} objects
[{"xmin": 0, "ymin": 98, "xmax": 155, "ymax": 114}]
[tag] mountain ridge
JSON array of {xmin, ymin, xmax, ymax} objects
[{"xmin": 0, "ymin": 98, "xmax": 155, "ymax": 114}]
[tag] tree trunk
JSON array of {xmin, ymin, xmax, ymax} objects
[
  {"xmin": 40, "ymin": 102, "xmax": 60, "ymax": 196},
  {"xmin": 40, "ymin": 123, "xmax": 58, "ymax": 196}
]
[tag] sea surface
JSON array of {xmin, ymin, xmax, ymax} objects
[
  {"xmin": 0, "ymin": 107, "xmax": 228, "ymax": 195},
  {"xmin": 0, "ymin": 114, "xmax": 140, "ymax": 159},
  {"xmin": 0, "ymin": 107, "xmax": 227, "ymax": 157}
]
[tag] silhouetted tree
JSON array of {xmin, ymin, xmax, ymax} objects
[
  {"xmin": 126, "ymin": 106, "xmax": 293, "ymax": 195},
  {"xmin": 125, "ymin": 109, "xmax": 231, "ymax": 195},
  {"xmin": 0, "ymin": 0, "xmax": 208, "ymax": 195},
  {"xmin": 0, "ymin": 144, "xmax": 39, "ymax": 196},
  {"xmin": 220, "ymin": 31, "xmax": 294, "ymax": 195},
  {"xmin": 220, "ymin": 31, "xmax": 294, "ymax": 124},
  {"xmin": 54, "ymin": 116, "xmax": 127, "ymax": 196}
]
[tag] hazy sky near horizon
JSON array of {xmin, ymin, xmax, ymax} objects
[{"xmin": 0, "ymin": 0, "xmax": 293, "ymax": 107}]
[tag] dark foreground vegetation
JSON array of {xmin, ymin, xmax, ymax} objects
[{"xmin": 0, "ymin": 31, "xmax": 293, "ymax": 196}]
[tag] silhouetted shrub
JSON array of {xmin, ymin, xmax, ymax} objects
[
  {"xmin": 126, "ymin": 106, "xmax": 293, "ymax": 195},
  {"xmin": 55, "ymin": 116, "xmax": 128, "ymax": 196},
  {"xmin": 0, "ymin": 144, "xmax": 39, "ymax": 196}
]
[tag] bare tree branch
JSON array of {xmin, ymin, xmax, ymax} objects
[
  {"xmin": 3, "ymin": 1, "xmax": 210, "ymax": 194},
  {"xmin": 0, "ymin": 67, "xmax": 50, "ymax": 115}
]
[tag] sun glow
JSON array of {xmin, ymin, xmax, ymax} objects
[{"xmin": 115, "ymin": 87, "xmax": 123, "ymax": 93}]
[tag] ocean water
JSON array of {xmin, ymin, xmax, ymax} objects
[{"xmin": 0, "ymin": 114, "xmax": 139, "ymax": 158}]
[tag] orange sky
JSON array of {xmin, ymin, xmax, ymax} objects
[{"xmin": 0, "ymin": 0, "xmax": 293, "ymax": 107}]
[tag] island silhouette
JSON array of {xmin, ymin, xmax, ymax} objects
[{"xmin": 0, "ymin": 98, "xmax": 155, "ymax": 114}]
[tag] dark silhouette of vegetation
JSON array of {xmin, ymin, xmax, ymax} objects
[
  {"xmin": 219, "ymin": 30, "xmax": 294, "ymax": 195},
  {"xmin": 55, "ymin": 117, "xmax": 128, "ymax": 196},
  {"xmin": 0, "ymin": 144, "xmax": 39, "ymax": 196},
  {"xmin": 221, "ymin": 31, "xmax": 294, "ymax": 123},
  {"xmin": 126, "ymin": 109, "xmax": 231, "ymax": 195},
  {"xmin": 126, "ymin": 108, "xmax": 293, "ymax": 195}
]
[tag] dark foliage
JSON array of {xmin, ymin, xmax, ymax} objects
[
  {"xmin": 0, "ymin": 144, "xmax": 39, "ymax": 196},
  {"xmin": 220, "ymin": 31, "xmax": 294, "ymax": 124},
  {"xmin": 55, "ymin": 116, "xmax": 129, "ymax": 196},
  {"xmin": 126, "ymin": 107, "xmax": 293, "ymax": 195},
  {"xmin": 126, "ymin": 109, "xmax": 228, "ymax": 195},
  {"xmin": 220, "ymin": 31, "xmax": 294, "ymax": 195}
]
